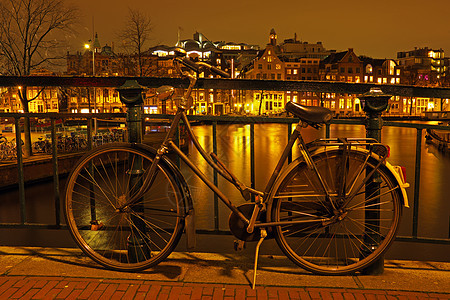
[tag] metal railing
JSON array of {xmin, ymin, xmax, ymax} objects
[
  {"xmin": 1, "ymin": 112, "xmax": 449, "ymax": 246},
  {"xmin": 1, "ymin": 76, "xmax": 450, "ymax": 247}
]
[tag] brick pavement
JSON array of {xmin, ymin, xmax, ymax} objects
[{"xmin": 0, "ymin": 276, "xmax": 448, "ymax": 300}]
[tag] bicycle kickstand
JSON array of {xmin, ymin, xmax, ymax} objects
[{"xmin": 252, "ymin": 228, "xmax": 267, "ymax": 289}]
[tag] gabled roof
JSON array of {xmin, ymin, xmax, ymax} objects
[
  {"xmin": 321, "ymin": 51, "xmax": 348, "ymax": 64},
  {"xmin": 359, "ymin": 56, "xmax": 385, "ymax": 67}
]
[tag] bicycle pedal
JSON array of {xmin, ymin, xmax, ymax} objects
[{"xmin": 233, "ymin": 240, "xmax": 246, "ymax": 251}]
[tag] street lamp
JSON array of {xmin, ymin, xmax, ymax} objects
[
  {"xmin": 84, "ymin": 41, "xmax": 97, "ymax": 117},
  {"xmin": 84, "ymin": 42, "xmax": 95, "ymax": 76}
]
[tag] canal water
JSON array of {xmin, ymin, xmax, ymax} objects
[{"xmin": 0, "ymin": 122, "xmax": 449, "ymax": 262}]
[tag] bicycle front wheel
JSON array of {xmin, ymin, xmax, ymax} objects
[
  {"xmin": 65, "ymin": 143, "xmax": 186, "ymax": 271},
  {"xmin": 270, "ymin": 148, "xmax": 402, "ymax": 275}
]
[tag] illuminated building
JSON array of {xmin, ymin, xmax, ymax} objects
[
  {"xmin": 396, "ymin": 47, "xmax": 448, "ymax": 114},
  {"xmin": 0, "ymin": 68, "xmax": 61, "ymax": 113},
  {"xmin": 149, "ymin": 32, "xmax": 259, "ymax": 115}
]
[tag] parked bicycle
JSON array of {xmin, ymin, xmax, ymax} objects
[
  {"xmin": 0, "ymin": 135, "xmax": 23, "ymax": 161},
  {"xmin": 33, "ymin": 136, "xmax": 52, "ymax": 154},
  {"xmin": 64, "ymin": 50, "xmax": 409, "ymax": 287}
]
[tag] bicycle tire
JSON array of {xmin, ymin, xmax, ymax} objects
[
  {"xmin": 270, "ymin": 147, "xmax": 402, "ymax": 275},
  {"xmin": 65, "ymin": 143, "xmax": 186, "ymax": 271}
]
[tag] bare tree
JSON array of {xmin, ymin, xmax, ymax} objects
[
  {"xmin": 0, "ymin": 0, "xmax": 79, "ymax": 156},
  {"xmin": 118, "ymin": 8, "xmax": 152, "ymax": 76}
]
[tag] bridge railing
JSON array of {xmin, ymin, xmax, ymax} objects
[{"xmin": 0, "ymin": 76, "xmax": 449, "ymax": 248}]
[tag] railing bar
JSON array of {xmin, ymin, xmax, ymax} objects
[
  {"xmin": 250, "ymin": 123, "xmax": 255, "ymax": 199},
  {"xmin": 213, "ymin": 121, "xmax": 219, "ymax": 231},
  {"xmin": 325, "ymin": 123, "xmax": 331, "ymax": 139},
  {"xmin": 14, "ymin": 117, "xmax": 26, "ymax": 225},
  {"xmin": 175, "ymin": 125, "xmax": 180, "ymax": 168},
  {"xmin": 412, "ymin": 128, "xmax": 423, "ymax": 238},
  {"xmin": 395, "ymin": 235, "xmax": 450, "ymax": 245},
  {"xmin": 288, "ymin": 123, "xmax": 292, "ymax": 164},
  {"xmin": 87, "ymin": 117, "xmax": 93, "ymax": 150},
  {"xmin": 51, "ymin": 118, "xmax": 61, "ymax": 227}
]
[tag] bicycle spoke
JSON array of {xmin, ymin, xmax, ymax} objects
[
  {"xmin": 65, "ymin": 146, "xmax": 185, "ymax": 271},
  {"xmin": 273, "ymin": 148, "xmax": 401, "ymax": 274}
]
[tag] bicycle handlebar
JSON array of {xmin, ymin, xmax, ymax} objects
[{"xmin": 176, "ymin": 57, "xmax": 230, "ymax": 78}]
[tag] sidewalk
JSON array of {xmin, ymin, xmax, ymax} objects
[{"xmin": 0, "ymin": 246, "xmax": 449, "ymax": 299}]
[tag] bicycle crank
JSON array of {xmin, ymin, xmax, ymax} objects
[{"xmin": 229, "ymin": 203, "xmax": 270, "ymax": 242}]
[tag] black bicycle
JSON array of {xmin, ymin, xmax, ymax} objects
[{"xmin": 64, "ymin": 50, "xmax": 409, "ymax": 285}]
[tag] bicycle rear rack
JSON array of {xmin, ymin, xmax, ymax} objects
[{"xmin": 308, "ymin": 137, "xmax": 390, "ymax": 159}]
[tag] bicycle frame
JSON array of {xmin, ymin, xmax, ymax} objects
[
  {"xmin": 118, "ymin": 66, "xmax": 401, "ymax": 235},
  {"xmin": 119, "ymin": 106, "xmax": 336, "ymax": 237}
]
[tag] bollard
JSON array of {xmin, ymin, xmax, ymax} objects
[
  {"xmin": 116, "ymin": 80, "xmax": 149, "ymax": 262},
  {"xmin": 359, "ymin": 87, "xmax": 392, "ymax": 275}
]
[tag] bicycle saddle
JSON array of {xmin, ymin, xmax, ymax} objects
[{"xmin": 285, "ymin": 101, "xmax": 333, "ymax": 125}]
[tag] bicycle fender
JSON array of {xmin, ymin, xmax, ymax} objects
[
  {"xmin": 131, "ymin": 143, "xmax": 196, "ymax": 248},
  {"xmin": 384, "ymin": 162, "xmax": 410, "ymax": 208}
]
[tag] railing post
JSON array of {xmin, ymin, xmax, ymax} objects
[
  {"xmin": 359, "ymin": 88, "xmax": 392, "ymax": 275},
  {"xmin": 213, "ymin": 121, "xmax": 219, "ymax": 231},
  {"xmin": 117, "ymin": 80, "xmax": 148, "ymax": 262},
  {"xmin": 51, "ymin": 118, "xmax": 60, "ymax": 227},
  {"xmin": 14, "ymin": 117, "xmax": 26, "ymax": 225}
]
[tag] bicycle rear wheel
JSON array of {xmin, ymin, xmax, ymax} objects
[
  {"xmin": 270, "ymin": 148, "xmax": 402, "ymax": 275},
  {"xmin": 65, "ymin": 143, "xmax": 186, "ymax": 271}
]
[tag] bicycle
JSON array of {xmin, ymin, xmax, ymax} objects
[
  {"xmin": 33, "ymin": 136, "xmax": 52, "ymax": 154},
  {"xmin": 64, "ymin": 50, "xmax": 409, "ymax": 287}
]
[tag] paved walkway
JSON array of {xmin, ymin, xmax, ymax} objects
[{"xmin": 0, "ymin": 246, "xmax": 449, "ymax": 299}]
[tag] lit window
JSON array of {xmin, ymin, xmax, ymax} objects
[
  {"xmin": 293, "ymin": 69, "xmax": 298, "ymax": 75},
  {"xmin": 276, "ymin": 64, "xmax": 281, "ymax": 70},
  {"xmin": 347, "ymin": 99, "xmax": 352, "ymax": 109},
  {"xmin": 377, "ymin": 78, "xmax": 382, "ymax": 84},
  {"xmin": 383, "ymin": 78, "xmax": 387, "ymax": 84}
]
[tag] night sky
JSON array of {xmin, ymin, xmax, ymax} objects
[{"xmin": 74, "ymin": 0, "xmax": 450, "ymax": 59}]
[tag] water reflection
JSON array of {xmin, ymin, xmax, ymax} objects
[{"xmin": 185, "ymin": 122, "xmax": 450, "ymax": 244}]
